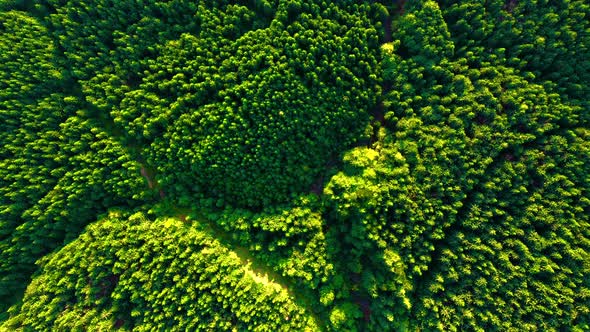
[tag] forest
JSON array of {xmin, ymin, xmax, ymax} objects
[{"xmin": 0, "ymin": 0, "xmax": 588, "ymax": 331}]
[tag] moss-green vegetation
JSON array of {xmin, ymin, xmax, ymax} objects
[
  {"xmin": 3, "ymin": 212, "xmax": 317, "ymax": 331},
  {"xmin": 1, "ymin": 0, "xmax": 588, "ymax": 330}
]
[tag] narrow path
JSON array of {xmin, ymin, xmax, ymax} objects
[
  {"xmin": 504, "ymin": 0, "xmax": 518, "ymax": 13},
  {"xmin": 309, "ymin": 2, "xmax": 398, "ymax": 194},
  {"xmin": 367, "ymin": 8, "xmax": 394, "ymax": 147},
  {"xmin": 137, "ymin": 157, "xmax": 326, "ymax": 328},
  {"xmin": 174, "ymin": 212, "xmax": 285, "ymax": 290},
  {"xmin": 347, "ymin": 9, "xmax": 397, "ymax": 322},
  {"xmin": 177, "ymin": 209, "xmax": 325, "ymax": 329},
  {"xmin": 384, "ymin": 6, "xmax": 394, "ymax": 43},
  {"xmin": 397, "ymin": 0, "xmax": 408, "ymax": 17}
]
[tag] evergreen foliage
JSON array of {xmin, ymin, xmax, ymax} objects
[
  {"xmin": 39, "ymin": 0, "xmax": 382, "ymax": 208},
  {"xmin": 0, "ymin": 11, "xmax": 148, "ymax": 318},
  {"xmin": 324, "ymin": 0, "xmax": 589, "ymax": 330},
  {"xmin": 0, "ymin": 0, "xmax": 588, "ymax": 330},
  {"xmin": 3, "ymin": 212, "xmax": 317, "ymax": 331}
]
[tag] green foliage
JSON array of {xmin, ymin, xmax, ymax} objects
[
  {"xmin": 198, "ymin": 196, "xmax": 361, "ymax": 330},
  {"xmin": 142, "ymin": 2, "xmax": 380, "ymax": 208},
  {"xmin": 324, "ymin": 0, "xmax": 589, "ymax": 330},
  {"xmin": 3, "ymin": 212, "xmax": 317, "ymax": 331},
  {"xmin": 41, "ymin": 0, "xmax": 381, "ymax": 208},
  {"xmin": 213, "ymin": 195, "xmax": 333, "ymax": 292},
  {"xmin": 329, "ymin": 302, "xmax": 362, "ymax": 331},
  {"xmin": 0, "ymin": 10, "xmax": 149, "ymax": 317},
  {"xmin": 438, "ymin": 0, "xmax": 590, "ymax": 106},
  {"xmin": 415, "ymin": 128, "xmax": 590, "ymax": 331},
  {"xmin": 1, "ymin": 0, "xmax": 589, "ymax": 330}
]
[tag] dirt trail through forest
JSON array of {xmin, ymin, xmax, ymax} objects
[
  {"xmin": 169, "ymin": 208, "xmax": 324, "ymax": 327},
  {"xmin": 350, "ymin": 8, "xmax": 396, "ymax": 322},
  {"xmin": 368, "ymin": 5, "xmax": 394, "ymax": 147}
]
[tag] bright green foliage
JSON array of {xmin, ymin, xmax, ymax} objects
[
  {"xmin": 184, "ymin": 196, "xmax": 350, "ymax": 330},
  {"xmin": 396, "ymin": 1, "xmax": 455, "ymax": 62},
  {"xmin": 213, "ymin": 195, "xmax": 333, "ymax": 292},
  {"xmin": 323, "ymin": 0, "xmax": 588, "ymax": 330},
  {"xmin": 325, "ymin": 118, "xmax": 477, "ymax": 329},
  {"xmin": 438, "ymin": 0, "xmax": 590, "ymax": 107},
  {"xmin": 140, "ymin": 2, "xmax": 380, "ymax": 208},
  {"xmin": 3, "ymin": 212, "xmax": 317, "ymax": 331},
  {"xmin": 1, "ymin": 0, "xmax": 589, "ymax": 330},
  {"xmin": 0, "ymin": 11, "xmax": 148, "ymax": 317},
  {"xmin": 415, "ymin": 129, "xmax": 590, "ymax": 331},
  {"xmin": 40, "ymin": 0, "xmax": 381, "ymax": 208}
]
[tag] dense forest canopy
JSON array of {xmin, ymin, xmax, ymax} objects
[{"xmin": 0, "ymin": 0, "xmax": 588, "ymax": 331}]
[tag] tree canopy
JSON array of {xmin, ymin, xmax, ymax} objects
[{"xmin": 0, "ymin": 0, "xmax": 588, "ymax": 330}]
